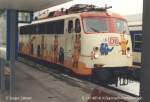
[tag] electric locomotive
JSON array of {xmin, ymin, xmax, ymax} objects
[{"xmin": 19, "ymin": 4, "xmax": 133, "ymax": 84}]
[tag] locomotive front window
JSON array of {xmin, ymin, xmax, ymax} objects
[
  {"xmin": 83, "ymin": 17, "xmax": 108, "ymax": 33},
  {"xmin": 114, "ymin": 19, "xmax": 129, "ymax": 34}
]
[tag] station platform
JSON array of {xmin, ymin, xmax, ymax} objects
[{"xmin": 1, "ymin": 61, "xmax": 139, "ymax": 102}]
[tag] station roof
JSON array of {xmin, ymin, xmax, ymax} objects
[{"xmin": 0, "ymin": 0, "xmax": 71, "ymax": 11}]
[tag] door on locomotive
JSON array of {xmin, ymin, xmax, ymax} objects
[
  {"xmin": 65, "ymin": 18, "xmax": 75, "ymax": 58},
  {"xmin": 65, "ymin": 17, "xmax": 81, "ymax": 58}
]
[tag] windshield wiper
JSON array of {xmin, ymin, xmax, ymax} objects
[{"xmin": 89, "ymin": 27, "xmax": 100, "ymax": 33}]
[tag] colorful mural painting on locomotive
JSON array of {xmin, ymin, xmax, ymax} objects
[
  {"xmin": 100, "ymin": 42, "xmax": 114, "ymax": 56},
  {"xmin": 119, "ymin": 34, "xmax": 130, "ymax": 55}
]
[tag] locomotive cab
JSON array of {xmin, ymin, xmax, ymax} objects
[
  {"xmin": 79, "ymin": 12, "xmax": 133, "ymax": 69},
  {"xmin": 75, "ymin": 11, "xmax": 133, "ymax": 84}
]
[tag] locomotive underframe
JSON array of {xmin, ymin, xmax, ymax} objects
[{"xmin": 18, "ymin": 53, "xmax": 140, "ymax": 86}]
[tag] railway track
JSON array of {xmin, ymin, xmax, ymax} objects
[{"xmin": 18, "ymin": 57, "xmax": 140, "ymax": 98}]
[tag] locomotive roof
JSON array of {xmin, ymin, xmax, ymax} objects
[
  {"xmin": 24, "ymin": 11, "xmax": 126, "ymax": 26},
  {"xmin": 80, "ymin": 11, "xmax": 125, "ymax": 20}
]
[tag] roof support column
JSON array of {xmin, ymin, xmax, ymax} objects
[
  {"xmin": 7, "ymin": 9, "xmax": 17, "ymax": 102},
  {"xmin": 141, "ymin": 0, "xmax": 150, "ymax": 101},
  {"xmin": 0, "ymin": 59, "xmax": 5, "ymax": 92}
]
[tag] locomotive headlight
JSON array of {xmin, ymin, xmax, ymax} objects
[
  {"xmin": 94, "ymin": 53, "xmax": 99, "ymax": 59},
  {"xmin": 127, "ymin": 53, "xmax": 132, "ymax": 58},
  {"xmin": 92, "ymin": 47, "xmax": 99, "ymax": 59}
]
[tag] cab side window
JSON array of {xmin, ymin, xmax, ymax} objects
[
  {"xmin": 68, "ymin": 20, "xmax": 73, "ymax": 33},
  {"xmin": 75, "ymin": 19, "xmax": 81, "ymax": 33}
]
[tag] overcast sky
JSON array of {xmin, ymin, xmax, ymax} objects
[{"xmin": 43, "ymin": 0, "xmax": 143, "ymax": 16}]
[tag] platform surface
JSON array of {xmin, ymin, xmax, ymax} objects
[
  {"xmin": 0, "ymin": 61, "xmax": 139, "ymax": 102},
  {"xmin": 12, "ymin": 62, "xmax": 90, "ymax": 102}
]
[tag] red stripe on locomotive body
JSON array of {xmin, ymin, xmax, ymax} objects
[{"xmin": 80, "ymin": 11, "xmax": 125, "ymax": 20}]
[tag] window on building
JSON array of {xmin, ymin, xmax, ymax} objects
[
  {"xmin": 134, "ymin": 34, "xmax": 142, "ymax": 51},
  {"xmin": 18, "ymin": 12, "xmax": 31, "ymax": 23}
]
